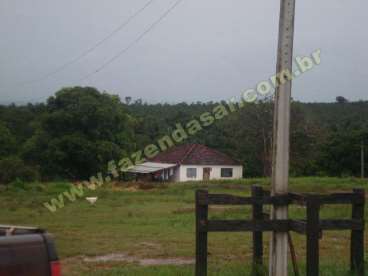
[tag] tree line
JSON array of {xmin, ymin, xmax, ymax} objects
[{"xmin": 0, "ymin": 86, "xmax": 366, "ymax": 183}]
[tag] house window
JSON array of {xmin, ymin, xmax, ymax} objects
[
  {"xmin": 221, "ymin": 168, "xmax": 233, "ymax": 178},
  {"xmin": 187, "ymin": 168, "xmax": 197, "ymax": 178}
]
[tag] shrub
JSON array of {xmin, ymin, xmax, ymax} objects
[
  {"xmin": 0, "ymin": 156, "xmax": 40, "ymax": 184},
  {"xmin": 9, "ymin": 178, "xmax": 26, "ymax": 191}
]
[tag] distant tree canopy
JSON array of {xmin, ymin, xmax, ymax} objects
[
  {"xmin": 20, "ymin": 87, "xmax": 135, "ymax": 180},
  {"xmin": 0, "ymin": 122, "xmax": 16, "ymax": 157},
  {"xmin": 336, "ymin": 96, "xmax": 349, "ymax": 104},
  {"xmin": 0, "ymin": 87, "xmax": 367, "ymax": 183}
]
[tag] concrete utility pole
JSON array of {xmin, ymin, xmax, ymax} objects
[
  {"xmin": 361, "ymin": 142, "xmax": 365, "ymax": 179},
  {"xmin": 270, "ymin": 0, "xmax": 296, "ymax": 276}
]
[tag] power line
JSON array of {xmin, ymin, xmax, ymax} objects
[
  {"xmin": 14, "ymin": 0, "xmax": 155, "ymax": 87},
  {"xmin": 6, "ymin": 0, "xmax": 183, "ymax": 105},
  {"xmin": 78, "ymin": 0, "xmax": 183, "ymax": 82}
]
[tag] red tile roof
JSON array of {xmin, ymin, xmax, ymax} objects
[{"xmin": 150, "ymin": 144, "xmax": 241, "ymax": 166}]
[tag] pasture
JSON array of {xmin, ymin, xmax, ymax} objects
[{"xmin": 0, "ymin": 177, "xmax": 366, "ymax": 275}]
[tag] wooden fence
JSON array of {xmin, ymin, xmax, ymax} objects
[{"xmin": 195, "ymin": 186, "xmax": 365, "ymax": 276}]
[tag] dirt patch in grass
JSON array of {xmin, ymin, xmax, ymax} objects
[
  {"xmin": 83, "ymin": 253, "xmax": 194, "ymax": 266},
  {"xmin": 140, "ymin": 258, "xmax": 194, "ymax": 266}
]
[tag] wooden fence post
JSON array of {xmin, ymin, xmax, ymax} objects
[
  {"xmin": 351, "ymin": 189, "xmax": 365, "ymax": 276},
  {"xmin": 196, "ymin": 190, "xmax": 208, "ymax": 276},
  {"xmin": 251, "ymin": 185, "xmax": 264, "ymax": 275},
  {"xmin": 306, "ymin": 197, "xmax": 320, "ymax": 276}
]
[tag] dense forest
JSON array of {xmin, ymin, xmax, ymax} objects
[{"xmin": 0, "ymin": 86, "xmax": 367, "ymax": 183}]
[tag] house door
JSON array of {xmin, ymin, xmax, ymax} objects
[{"xmin": 203, "ymin": 168, "xmax": 211, "ymax": 181}]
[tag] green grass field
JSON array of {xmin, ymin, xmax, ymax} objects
[{"xmin": 0, "ymin": 177, "xmax": 367, "ymax": 275}]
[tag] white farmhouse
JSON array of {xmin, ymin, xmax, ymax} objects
[{"xmin": 127, "ymin": 144, "xmax": 243, "ymax": 182}]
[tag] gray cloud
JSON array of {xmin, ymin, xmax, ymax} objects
[{"xmin": 0, "ymin": 0, "xmax": 367, "ymax": 104}]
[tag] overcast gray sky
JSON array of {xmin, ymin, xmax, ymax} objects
[{"xmin": 0, "ymin": 0, "xmax": 367, "ymax": 104}]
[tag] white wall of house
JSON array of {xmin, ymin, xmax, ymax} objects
[{"xmin": 176, "ymin": 165, "xmax": 243, "ymax": 182}]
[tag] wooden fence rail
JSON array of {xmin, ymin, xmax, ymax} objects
[{"xmin": 195, "ymin": 186, "xmax": 365, "ymax": 276}]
